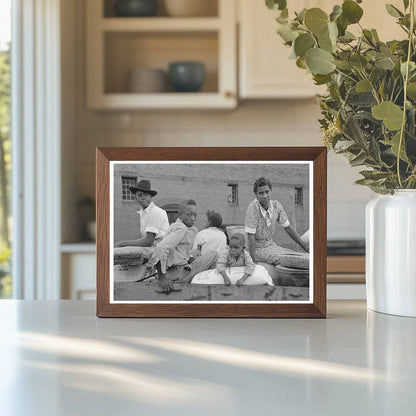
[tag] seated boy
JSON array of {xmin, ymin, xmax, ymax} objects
[
  {"xmin": 192, "ymin": 210, "xmax": 227, "ymax": 257},
  {"xmin": 114, "ymin": 179, "xmax": 169, "ymax": 264},
  {"xmin": 216, "ymin": 233, "xmax": 255, "ymax": 286},
  {"xmin": 147, "ymin": 200, "xmax": 218, "ymax": 293}
]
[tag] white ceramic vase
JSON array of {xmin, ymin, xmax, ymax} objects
[{"xmin": 366, "ymin": 190, "xmax": 416, "ymax": 317}]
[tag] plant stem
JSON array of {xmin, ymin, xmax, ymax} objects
[
  {"xmin": 397, "ymin": 0, "xmax": 415, "ymax": 188},
  {"xmin": 334, "ymin": 68, "xmax": 357, "ymax": 83}
]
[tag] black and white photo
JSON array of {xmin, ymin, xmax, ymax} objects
[{"xmin": 110, "ymin": 161, "xmax": 313, "ymax": 303}]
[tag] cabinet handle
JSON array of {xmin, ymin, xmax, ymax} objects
[{"xmin": 224, "ymin": 91, "xmax": 234, "ymax": 98}]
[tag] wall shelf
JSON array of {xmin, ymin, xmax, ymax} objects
[
  {"xmin": 100, "ymin": 17, "xmax": 221, "ymax": 32},
  {"xmin": 86, "ymin": 0, "xmax": 236, "ymax": 109}
]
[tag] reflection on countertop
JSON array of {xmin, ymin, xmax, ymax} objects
[{"xmin": 0, "ymin": 300, "xmax": 415, "ymax": 415}]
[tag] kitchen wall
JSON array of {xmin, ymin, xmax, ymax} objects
[{"xmin": 61, "ymin": 0, "xmax": 374, "ymax": 243}]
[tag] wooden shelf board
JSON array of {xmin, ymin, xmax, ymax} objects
[
  {"xmin": 61, "ymin": 242, "xmax": 96, "ymax": 253},
  {"xmin": 327, "ymin": 274, "xmax": 366, "ymax": 284},
  {"xmin": 101, "ymin": 17, "xmax": 221, "ymax": 32},
  {"xmin": 327, "ymin": 255, "xmax": 365, "ymax": 274},
  {"xmin": 89, "ymin": 92, "xmax": 236, "ymax": 109}
]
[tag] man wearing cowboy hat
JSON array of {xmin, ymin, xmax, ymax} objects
[{"xmin": 114, "ymin": 179, "xmax": 169, "ymax": 249}]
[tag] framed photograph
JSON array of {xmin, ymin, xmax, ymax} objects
[{"xmin": 96, "ymin": 147, "xmax": 327, "ymax": 318}]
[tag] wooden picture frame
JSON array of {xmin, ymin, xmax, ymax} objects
[{"xmin": 96, "ymin": 147, "xmax": 327, "ymax": 318}]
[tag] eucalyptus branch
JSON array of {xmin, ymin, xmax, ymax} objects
[
  {"xmin": 390, "ymin": 79, "xmax": 398, "ymax": 101},
  {"xmin": 393, "ymin": 86, "xmax": 404, "ymax": 103},
  {"xmin": 358, "ymin": 22, "xmax": 378, "ymax": 49},
  {"xmin": 397, "ymin": 0, "xmax": 415, "ymax": 187},
  {"xmin": 334, "ymin": 68, "xmax": 358, "ymax": 83},
  {"xmin": 267, "ymin": 1, "xmax": 416, "ymax": 192}
]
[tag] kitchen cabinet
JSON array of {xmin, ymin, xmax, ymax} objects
[
  {"xmin": 239, "ymin": 0, "xmax": 324, "ymax": 99},
  {"xmin": 61, "ymin": 244, "xmax": 96, "ymax": 300},
  {"xmin": 86, "ymin": 0, "xmax": 237, "ymax": 109},
  {"xmin": 238, "ymin": 0, "xmax": 405, "ymax": 99}
]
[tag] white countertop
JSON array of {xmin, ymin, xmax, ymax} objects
[{"xmin": 0, "ymin": 300, "xmax": 415, "ymax": 415}]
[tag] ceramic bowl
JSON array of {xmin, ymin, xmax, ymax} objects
[
  {"xmin": 114, "ymin": 0, "xmax": 158, "ymax": 17},
  {"xmin": 127, "ymin": 68, "xmax": 167, "ymax": 93},
  {"xmin": 168, "ymin": 62, "xmax": 205, "ymax": 92}
]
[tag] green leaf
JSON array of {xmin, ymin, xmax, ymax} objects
[
  {"xmin": 349, "ymin": 92, "xmax": 377, "ymax": 107},
  {"xmin": 370, "ymin": 68, "xmax": 386, "ymax": 85},
  {"xmin": 339, "ymin": 31, "xmax": 356, "ymax": 42},
  {"xmin": 359, "ymin": 170, "xmax": 391, "ymax": 180},
  {"xmin": 294, "ymin": 33, "xmax": 315, "ymax": 57},
  {"xmin": 344, "ymin": 114, "xmax": 367, "ymax": 147},
  {"xmin": 369, "ymin": 136, "xmax": 381, "ymax": 162},
  {"xmin": 407, "ymin": 82, "xmax": 416, "ymax": 99},
  {"xmin": 277, "ymin": 23, "xmax": 299, "ymax": 42},
  {"xmin": 393, "ymin": 61, "xmax": 402, "ymax": 79},
  {"xmin": 355, "ymin": 178, "xmax": 377, "ymax": 185},
  {"xmin": 306, "ymin": 48, "xmax": 335, "ymax": 75},
  {"xmin": 342, "ymin": 0, "xmax": 363, "ymax": 24},
  {"xmin": 401, "ymin": 61, "xmax": 416, "ymax": 76},
  {"xmin": 363, "ymin": 29, "xmax": 374, "ymax": 44},
  {"xmin": 296, "ymin": 57, "xmax": 307, "ymax": 69},
  {"xmin": 403, "ymin": 0, "xmax": 410, "ymax": 10},
  {"xmin": 313, "ymin": 74, "xmax": 332, "ymax": 85},
  {"xmin": 304, "ymin": 8, "xmax": 329, "ymax": 35},
  {"xmin": 266, "ymin": 0, "xmax": 287, "ymax": 11},
  {"xmin": 356, "ymin": 79, "xmax": 372, "ymax": 92},
  {"xmin": 336, "ymin": 15, "xmax": 348, "ymax": 36},
  {"xmin": 328, "ymin": 21, "xmax": 338, "ymax": 45},
  {"xmin": 295, "ymin": 8, "xmax": 307, "ymax": 22},
  {"xmin": 330, "ymin": 5, "xmax": 343, "ymax": 22},
  {"xmin": 385, "ymin": 4, "xmax": 404, "ymax": 18},
  {"xmin": 375, "ymin": 57, "xmax": 395, "ymax": 70},
  {"xmin": 334, "ymin": 139, "xmax": 356, "ymax": 152},
  {"xmin": 318, "ymin": 31, "xmax": 334, "ymax": 52},
  {"xmin": 372, "ymin": 101, "xmax": 404, "ymax": 130},
  {"xmin": 381, "ymin": 132, "xmax": 409, "ymax": 162},
  {"xmin": 350, "ymin": 152, "xmax": 368, "ymax": 167},
  {"xmin": 333, "ymin": 59, "xmax": 353, "ymax": 70},
  {"xmin": 371, "ymin": 29, "xmax": 380, "ymax": 42},
  {"xmin": 350, "ymin": 53, "xmax": 368, "ymax": 69}
]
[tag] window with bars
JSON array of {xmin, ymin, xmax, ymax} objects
[
  {"xmin": 227, "ymin": 184, "xmax": 238, "ymax": 206},
  {"xmin": 122, "ymin": 176, "xmax": 137, "ymax": 201},
  {"xmin": 295, "ymin": 187, "xmax": 303, "ymax": 206}
]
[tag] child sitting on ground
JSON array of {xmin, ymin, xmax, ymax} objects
[{"xmin": 216, "ymin": 233, "xmax": 255, "ymax": 286}]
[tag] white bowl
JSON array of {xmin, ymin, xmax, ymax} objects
[{"xmin": 127, "ymin": 68, "xmax": 167, "ymax": 93}]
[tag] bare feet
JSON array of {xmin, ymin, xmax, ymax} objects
[{"xmin": 158, "ymin": 276, "xmax": 173, "ymax": 293}]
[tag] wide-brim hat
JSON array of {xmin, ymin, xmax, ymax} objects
[{"xmin": 130, "ymin": 179, "xmax": 157, "ymax": 196}]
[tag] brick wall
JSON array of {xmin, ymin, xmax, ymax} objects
[{"xmin": 113, "ymin": 163, "xmax": 310, "ymax": 249}]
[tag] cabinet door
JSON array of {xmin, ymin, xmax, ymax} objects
[
  {"xmin": 239, "ymin": 0, "xmax": 321, "ymax": 99},
  {"xmin": 62, "ymin": 253, "xmax": 96, "ymax": 300},
  {"xmin": 239, "ymin": 0, "xmax": 404, "ymax": 99}
]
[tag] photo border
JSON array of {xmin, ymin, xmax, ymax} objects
[{"xmin": 97, "ymin": 147, "xmax": 327, "ymax": 318}]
